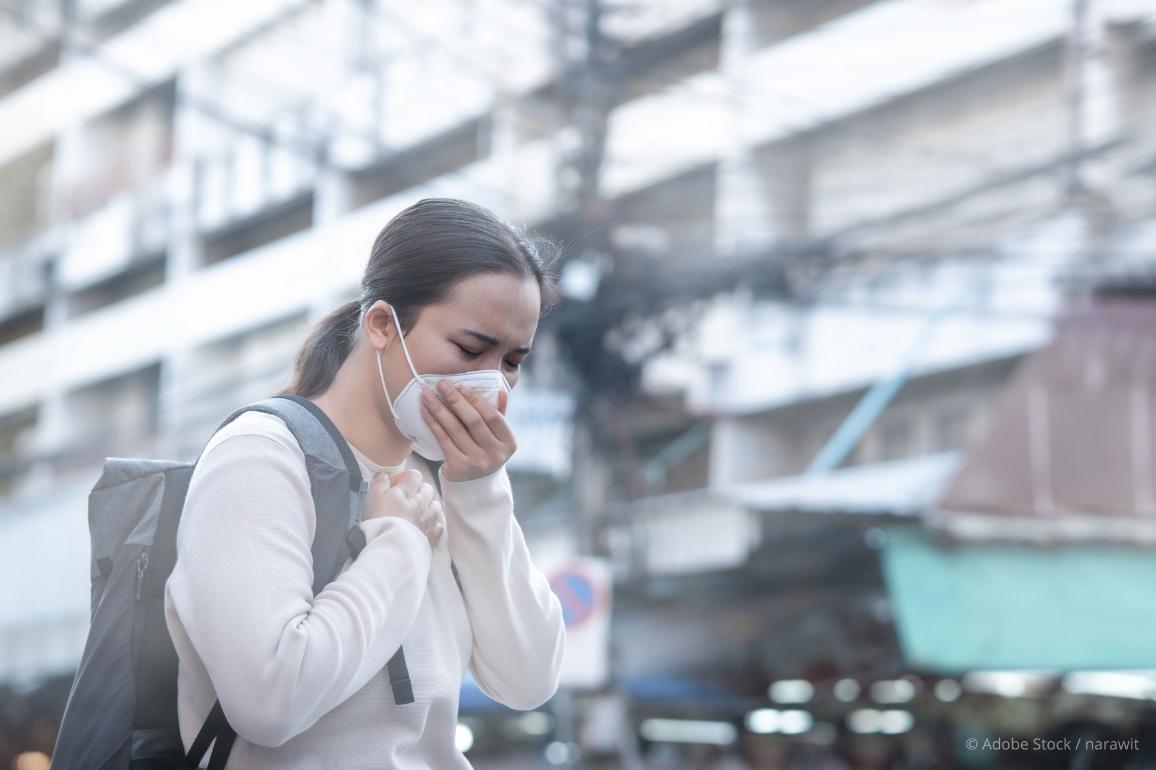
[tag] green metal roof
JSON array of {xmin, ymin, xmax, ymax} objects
[{"xmin": 882, "ymin": 525, "xmax": 1156, "ymax": 672}]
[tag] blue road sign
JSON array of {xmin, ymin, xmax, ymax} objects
[{"xmin": 549, "ymin": 568, "xmax": 599, "ymax": 629}]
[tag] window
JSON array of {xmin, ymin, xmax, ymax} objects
[
  {"xmin": 878, "ymin": 416, "xmax": 914, "ymax": 462},
  {"xmin": 0, "ymin": 406, "xmax": 38, "ymax": 498},
  {"xmin": 934, "ymin": 404, "xmax": 970, "ymax": 452}
]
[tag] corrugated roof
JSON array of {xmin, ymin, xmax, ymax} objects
[{"xmin": 935, "ymin": 297, "xmax": 1156, "ymax": 545}]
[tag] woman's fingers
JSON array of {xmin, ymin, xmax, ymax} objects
[
  {"xmin": 390, "ymin": 468, "xmax": 423, "ymax": 494},
  {"xmin": 370, "ymin": 470, "xmax": 393, "ymax": 492},
  {"xmin": 370, "ymin": 471, "xmax": 443, "ymax": 546},
  {"xmin": 424, "ymin": 501, "xmax": 444, "ymax": 544},
  {"xmin": 437, "ymin": 385, "xmax": 499, "ymax": 450},
  {"xmin": 457, "ymin": 385, "xmax": 515, "ymax": 445},
  {"xmin": 415, "ymin": 482, "xmax": 435, "ymax": 512},
  {"xmin": 427, "ymin": 514, "xmax": 444, "ymax": 546}
]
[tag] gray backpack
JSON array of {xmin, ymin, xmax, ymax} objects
[{"xmin": 51, "ymin": 394, "xmax": 417, "ymax": 769}]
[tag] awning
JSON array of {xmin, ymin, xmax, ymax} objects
[
  {"xmin": 881, "ymin": 525, "xmax": 1156, "ymax": 671},
  {"xmin": 726, "ymin": 452, "xmax": 960, "ymax": 517}
]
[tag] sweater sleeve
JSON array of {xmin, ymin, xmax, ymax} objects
[
  {"xmin": 437, "ymin": 463, "xmax": 566, "ymax": 710},
  {"xmin": 165, "ymin": 432, "xmax": 433, "ymax": 748}
]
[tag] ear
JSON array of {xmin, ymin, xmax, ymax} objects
[{"xmin": 366, "ymin": 300, "xmax": 396, "ymax": 349}]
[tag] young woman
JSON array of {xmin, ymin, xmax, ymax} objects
[{"xmin": 164, "ymin": 197, "xmax": 567, "ymax": 768}]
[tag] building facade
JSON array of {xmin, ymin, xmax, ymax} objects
[{"xmin": 2, "ymin": 0, "xmax": 1156, "ymax": 761}]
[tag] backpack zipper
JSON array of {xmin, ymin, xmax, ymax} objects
[
  {"xmin": 132, "ymin": 547, "xmax": 152, "ymax": 710},
  {"xmin": 135, "ymin": 550, "xmax": 149, "ymax": 602}
]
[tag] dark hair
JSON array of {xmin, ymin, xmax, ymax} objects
[{"xmin": 278, "ymin": 197, "xmax": 563, "ymax": 398}]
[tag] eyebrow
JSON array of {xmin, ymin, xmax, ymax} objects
[{"xmin": 461, "ymin": 329, "xmax": 532, "ymax": 355}]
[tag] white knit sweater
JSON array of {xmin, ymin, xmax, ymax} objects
[{"xmin": 163, "ymin": 409, "xmax": 566, "ymax": 768}]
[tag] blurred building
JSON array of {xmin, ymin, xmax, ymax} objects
[{"xmin": 2, "ymin": 0, "xmax": 1156, "ymax": 765}]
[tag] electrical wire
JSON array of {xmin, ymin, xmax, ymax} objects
[
  {"xmin": 0, "ymin": 3, "xmax": 519, "ymax": 204},
  {"xmin": 4, "ymin": 0, "xmax": 1153, "ymax": 257}
]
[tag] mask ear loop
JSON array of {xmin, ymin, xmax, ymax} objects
[
  {"xmin": 386, "ymin": 302, "xmax": 427, "ymax": 388},
  {"xmin": 375, "ymin": 346, "xmax": 408, "ymax": 432},
  {"xmin": 375, "ymin": 303, "xmax": 419, "ymax": 432},
  {"xmin": 386, "ymin": 301, "xmax": 512, "ymax": 396}
]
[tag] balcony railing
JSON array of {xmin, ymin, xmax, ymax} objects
[
  {"xmin": 0, "ymin": 229, "xmax": 56, "ymax": 322},
  {"xmin": 58, "ymin": 168, "xmax": 176, "ymax": 292}
]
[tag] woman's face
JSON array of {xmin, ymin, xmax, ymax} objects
[{"xmin": 375, "ymin": 272, "xmax": 541, "ymax": 396}]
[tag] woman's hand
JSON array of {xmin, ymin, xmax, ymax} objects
[
  {"xmin": 420, "ymin": 381, "xmax": 516, "ymax": 482},
  {"xmin": 362, "ymin": 468, "xmax": 443, "ymax": 548}
]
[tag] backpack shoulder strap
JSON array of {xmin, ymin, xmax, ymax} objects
[
  {"xmin": 211, "ymin": 394, "xmax": 363, "ymax": 494},
  {"xmin": 213, "ymin": 395, "xmax": 368, "ymax": 589},
  {"xmin": 185, "ymin": 394, "xmax": 417, "ymax": 765},
  {"xmin": 205, "ymin": 394, "xmax": 416, "ymax": 707}
]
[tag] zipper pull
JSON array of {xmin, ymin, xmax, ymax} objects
[{"xmin": 135, "ymin": 551, "xmax": 149, "ymax": 602}]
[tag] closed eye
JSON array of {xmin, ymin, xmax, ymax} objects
[{"xmin": 455, "ymin": 343, "xmax": 521, "ymax": 370}]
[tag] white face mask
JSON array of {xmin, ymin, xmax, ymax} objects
[{"xmin": 375, "ymin": 303, "xmax": 511, "ymax": 462}]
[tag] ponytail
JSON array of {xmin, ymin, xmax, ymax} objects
[{"xmin": 277, "ymin": 300, "xmax": 361, "ymax": 398}]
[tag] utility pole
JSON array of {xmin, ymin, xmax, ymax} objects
[
  {"xmin": 545, "ymin": 2, "xmax": 651, "ymax": 768},
  {"xmin": 1063, "ymin": 0, "xmax": 1118, "ymax": 280},
  {"xmin": 550, "ymin": 0, "xmax": 622, "ymax": 560},
  {"xmin": 1065, "ymin": 0, "xmax": 1091, "ymax": 203}
]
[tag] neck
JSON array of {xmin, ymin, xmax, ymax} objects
[{"xmin": 309, "ymin": 343, "xmax": 413, "ymax": 468}]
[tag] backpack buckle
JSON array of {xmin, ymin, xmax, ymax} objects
[{"xmin": 345, "ymin": 526, "xmax": 367, "ymax": 559}]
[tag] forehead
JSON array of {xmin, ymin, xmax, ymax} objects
[{"xmin": 427, "ymin": 272, "xmax": 540, "ymax": 345}]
